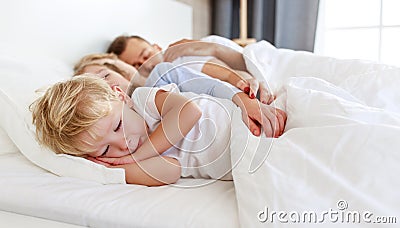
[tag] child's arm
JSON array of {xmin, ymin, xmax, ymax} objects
[
  {"xmin": 134, "ymin": 90, "xmax": 202, "ymax": 161},
  {"xmin": 90, "ymin": 156, "xmax": 181, "ymax": 186},
  {"xmin": 117, "ymin": 156, "xmax": 181, "ymax": 186}
]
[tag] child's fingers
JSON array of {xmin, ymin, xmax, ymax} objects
[
  {"xmin": 96, "ymin": 156, "xmax": 134, "ymax": 165},
  {"xmin": 242, "ymin": 113, "xmax": 262, "ymax": 136},
  {"xmin": 257, "ymin": 104, "xmax": 285, "ymax": 138},
  {"xmin": 248, "ymin": 118, "xmax": 261, "ymax": 136},
  {"xmin": 260, "ymin": 110, "xmax": 275, "ymax": 138},
  {"xmin": 276, "ymin": 108, "xmax": 287, "ymax": 136},
  {"xmin": 263, "ymin": 108, "xmax": 286, "ymax": 138},
  {"xmin": 95, "ymin": 157, "xmax": 117, "ymax": 164},
  {"xmin": 86, "ymin": 157, "xmax": 111, "ymax": 167}
]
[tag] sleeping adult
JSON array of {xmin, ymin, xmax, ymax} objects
[
  {"xmin": 74, "ymin": 53, "xmax": 286, "ymax": 138},
  {"xmin": 106, "ymin": 35, "xmax": 275, "ymax": 104}
]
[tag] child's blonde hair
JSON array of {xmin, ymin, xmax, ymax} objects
[
  {"xmin": 31, "ymin": 75, "xmax": 120, "ymax": 156},
  {"xmin": 74, "ymin": 53, "xmax": 131, "ymax": 80}
]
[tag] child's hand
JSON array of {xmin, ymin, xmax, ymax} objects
[
  {"xmin": 233, "ymin": 93, "xmax": 286, "ymax": 138},
  {"xmin": 86, "ymin": 156, "xmax": 112, "ymax": 167},
  {"xmin": 95, "ymin": 154, "xmax": 136, "ymax": 166}
]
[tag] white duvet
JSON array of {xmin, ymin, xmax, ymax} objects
[{"xmin": 230, "ymin": 41, "xmax": 400, "ymax": 227}]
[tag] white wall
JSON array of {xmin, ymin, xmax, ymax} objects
[
  {"xmin": 175, "ymin": 0, "xmax": 211, "ymax": 39},
  {"xmin": 0, "ymin": 0, "xmax": 193, "ymax": 65}
]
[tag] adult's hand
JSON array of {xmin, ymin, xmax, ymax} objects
[
  {"xmin": 164, "ymin": 39, "xmax": 217, "ymax": 62},
  {"xmin": 165, "ymin": 38, "xmax": 248, "ymax": 72},
  {"xmin": 235, "ymin": 72, "xmax": 275, "ymax": 104},
  {"xmin": 167, "ymin": 38, "xmax": 197, "ymax": 48}
]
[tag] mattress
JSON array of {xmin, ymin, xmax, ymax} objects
[{"xmin": 0, "ymin": 152, "xmax": 239, "ymax": 228}]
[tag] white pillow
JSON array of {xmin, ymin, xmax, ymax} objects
[
  {"xmin": 0, "ymin": 55, "xmax": 125, "ymax": 184},
  {"xmin": 0, "ymin": 127, "xmax": 19, "ymax": 155}
]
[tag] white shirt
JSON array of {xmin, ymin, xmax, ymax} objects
[{"xmin": 131, "ymin": 84, "xmax": 237, "ymax": 180}]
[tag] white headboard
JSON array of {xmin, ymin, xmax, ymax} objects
[{"xmin": 0, "ymin": 0, "xmax": 192, "ymax": 66}]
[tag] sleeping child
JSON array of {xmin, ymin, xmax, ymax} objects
[
  {"xmin": 74, "ymin": 53, "xmax": 244, "ymax": 101},
  {"xmin": 74, "ymin": 53, "xmax": 272, "ymax": 137},
  {"xmin": 31, "ymin": 75, "xmax": 286, "ymax": 186}
]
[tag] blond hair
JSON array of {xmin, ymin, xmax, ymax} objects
[
  {"xmin": 73, "ymin": 53, "xmax": 131, "ymax": 80},
  {"xmin": 31, "ymin": 75, "xmax": 119, "ymax": 156}
]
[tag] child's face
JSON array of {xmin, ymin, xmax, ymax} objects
[
  {"xmin": 81, "ymin": 92, "xmax": 149, "ymax": 159},
  {"xmin": 83, "ymin": 65, "xmax": 130, "ymax": 92}
]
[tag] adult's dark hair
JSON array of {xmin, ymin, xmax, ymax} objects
[{"xmin": 106, "ymin": 35, "xmax": 149, "ymax": 55}]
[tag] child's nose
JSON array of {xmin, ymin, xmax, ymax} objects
[{"xmin": 110, "ymin": 135, "xmax": 128, "ymax": 150}]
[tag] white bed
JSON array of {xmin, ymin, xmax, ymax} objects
[
  {"xmin": 0, "ymin": 0, "xmax": 237, "ymax": 227},
  {"xmin": 1, "ymin": 0, "xmax": 400, "ymax": 227}
]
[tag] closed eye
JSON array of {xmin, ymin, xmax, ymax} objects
[
  {"xmin": 132, "ymin": 63, "xmax": 141, "ymax": 69},
  {"xmin": 101, "ymin": 145, "xmax": 109, "ymax": 157},
  {"xmin": 115, "ymin": 119, "xmax": 122, "ymax": 132}
]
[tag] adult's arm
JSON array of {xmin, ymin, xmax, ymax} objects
[
  {"xmin": 163, "ymin": 40, "xmax": 248, "ymax": 72},
  {"xmin": 164, "ymin": 40, "xmax": 275, "ymax": 105}
]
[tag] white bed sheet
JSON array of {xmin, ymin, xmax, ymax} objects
[
  {"xmin": 0, "ymin": 152, "xmax": 239, "ymax": 228},
  {"xmin": 0, "ymin": 210, "xmax": 84, "ymax": 228}
]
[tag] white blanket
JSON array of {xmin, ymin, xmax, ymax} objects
[{"xmin": 230, "ymin": 41, "xmax": 400, "ymax": 227}]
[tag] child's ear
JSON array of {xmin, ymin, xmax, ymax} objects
[
  {"xmin": 112, "ymin": 86, "xmax": 128, "ymax": 102},
  {"xmin": 112, "ymin": 85, "xmax": 134, "ymax": 108}
]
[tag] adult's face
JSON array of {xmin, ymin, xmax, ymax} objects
[{"xmin": 119, "ymin": 38, "xmax": 163, "ymax": 76}]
